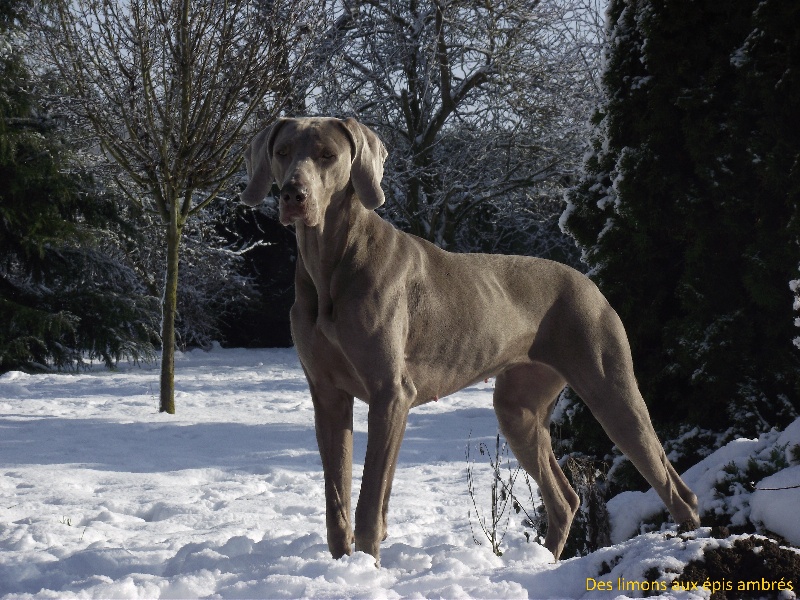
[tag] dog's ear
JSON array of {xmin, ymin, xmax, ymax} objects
[
  {"xmin": 339, "ymin": 117, "xmax": 387, "ymax": 210},
  {"xmin": 240, "ymin": 119, "xmax": 287, "ymax": 207}
]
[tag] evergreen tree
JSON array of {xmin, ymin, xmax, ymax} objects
[
  {"xmin": 0, "ymin": 2, "xmax": 158, "ymax": 372},
  {"xmin": 561, "ymin": 0, "xmax": 800, "ymax": 467}
]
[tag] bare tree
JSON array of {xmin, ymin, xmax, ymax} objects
[
  {"xmin": 313, "ymin": 0, "xmax": 604, "ymax": 254},
  {"xmin": 40, "ymin": 0, "xmax": 319, "ymax": 413}
]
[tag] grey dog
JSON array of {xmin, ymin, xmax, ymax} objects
[{"xmin": 240, "ymin": 117, "xmax": 700, "ymax": 565}]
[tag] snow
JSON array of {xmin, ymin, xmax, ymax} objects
[
  {"xmin": 750, "ymin": 419, "xmax": 800, "ymax": 546},
  {"xmin": 609, "ymin": 436, "xmax": 758, "ymax": 544},
  {"xmin": 1, "ymin": 347, "xmax": 797, "ymax": 598},
  {"xmin": 608, "ymin": 420, "xmax": 800, "ymax": 547},
  {"xmin": 751, "ymin": 467, "xmax": 800, "ymax": 546},
  {"xmin": 776, "ymin": 417, "xmax": 800, "ymax": 457}
]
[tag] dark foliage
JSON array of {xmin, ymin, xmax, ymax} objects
[
  {"xmin": 217, "ymin": 204, "xmax": 296, "ymax": 348},
  {"xmin": 0, "ymin": 1, "xmax": 158, "ymax": 372},
  {"xmin": 561, "ymin": 0, "xmax": 800, "ymax": 465},
  {"xmin": 674, "ymin": 536, "xmax": 800, "ymax": 599}
]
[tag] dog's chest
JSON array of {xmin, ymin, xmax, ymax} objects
[{"xmin": 292, "ymin": 300, "xmax": 369, "ymax": 400}]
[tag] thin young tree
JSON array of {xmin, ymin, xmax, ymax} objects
[{"xmin": 40, "ymin": 0, "xmax": 318, "ymax": 413}]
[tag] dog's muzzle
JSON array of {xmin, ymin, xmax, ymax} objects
[{"xmin": 279, "ymin": 182, "xmax": 311, "ymax": 225}]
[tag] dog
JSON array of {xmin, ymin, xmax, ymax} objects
[{"xmin": 240, "ymin": 116, "xmax": 700, "ymax": 564}]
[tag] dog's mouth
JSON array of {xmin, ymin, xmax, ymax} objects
[
  {"xmin": 279, "ymin": 181, "xmax": 318, "ymax": 227},
  {"xmin": 279, "ymin": 200, "xmax": 319, "ymax": 227},
  {"xmin": 279, "ymin": 201, "xmax": 305, "ymax": 225}
]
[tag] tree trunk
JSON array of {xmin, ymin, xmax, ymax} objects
[{"xmin": 159, "ymin": 211, "xmax": 183, "ymax": 414}]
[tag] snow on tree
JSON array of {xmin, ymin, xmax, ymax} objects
[
  {"xmin": 311, "ymin": 0, "xmax": 603, "ymax": 259},
  {"xmin": 38, "ymin": 0, "xmax": 319, "ymax": 412},
  {"xmin": 561, "ymin": 0, "xmax": 800, "ymax": 468},
  {"xmin": 1, "ymin": 1, "xmax": 159, "ymax": 373}
]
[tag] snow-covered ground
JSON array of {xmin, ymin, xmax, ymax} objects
[{"xmin": 1, "ymin": 346, "xmax": 798, "ymax": 599}]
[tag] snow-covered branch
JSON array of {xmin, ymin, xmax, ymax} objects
[{"xmin": 311, "ymin": 0, "xmax": 604, "ymax": 254}]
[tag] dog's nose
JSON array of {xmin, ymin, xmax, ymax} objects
[{"xmin": 281, "ymin": 182, "xmax": 308, "ymax": 204}]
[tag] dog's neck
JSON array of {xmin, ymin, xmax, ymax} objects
[{"xmin": 294, "ymin": 191, "xmax": 370, "ymax": 318}]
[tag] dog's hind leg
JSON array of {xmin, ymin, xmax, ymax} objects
[
  {"xmin": 559, "ymin": 306, "xmax": 700, "ymax": 534},
  {"xmin": 493, "ymin": 363, "xmax": 578, "ymax": 561},
  {"xmin": 576, "ymin": 372, "xmax": 700, "ymax": 531}
]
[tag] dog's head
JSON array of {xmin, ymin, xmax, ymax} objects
[{"xmin": 240, "ymin": 117, "xmax": 387, "ymax": 228}]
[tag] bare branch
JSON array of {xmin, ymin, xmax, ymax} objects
[{"xmin": 311, "ymin": 0, "xmax": 603, "ymax": 253}]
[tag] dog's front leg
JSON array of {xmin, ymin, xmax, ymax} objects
[
  {"xmin": 354, "ymin": 382, "xmax": 413, "ymax": 564},
  {"xmin": 311, "ymin": 385, "xmax": 355, "ymax": 559}
]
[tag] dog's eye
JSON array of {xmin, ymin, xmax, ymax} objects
[
  {"xmin": 320, "ymin": 150, "xmax": 336, "ymax": 160},
  {"xmin": 275, "ymin": 147, "xmax": 289, "ymax": 157}
]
